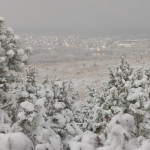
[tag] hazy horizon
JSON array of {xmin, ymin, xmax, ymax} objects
[{"xmin": 1, "ymin": 0, "xmax": 150, "ymax": 36}]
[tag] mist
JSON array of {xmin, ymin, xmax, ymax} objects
[{"xmin": 0, "ymin": 0, "xmax": 150, "ymax": 35}]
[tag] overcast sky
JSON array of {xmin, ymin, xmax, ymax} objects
[{"xmin": 0, "ymin": 0, "xmax": 150, "ymax": 35}]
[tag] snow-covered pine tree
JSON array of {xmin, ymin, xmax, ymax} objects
[
  {"xmin": 85, "ymin": 57, "xmax": 150, "ymax": 139},
  {"xmin": 42, "ymin": 77, "xmax": 83, "ymax": 149},
  {"xmin": 74, "ymin": 85, "xmax": 98, "ymax": 132},
  {"xmin": 11, "ymin": 66, "xmax": 63, "ymax": 150},
  {"xmin": 0, "ymin": 16, "xmax": 61, "ymax": 150},
  {"xmin": 126, "ymin": 66, "xmax": 150, "ymax": 138},
  {"xmin": 70, "ymin": 112, "xmax": 150, "ymax": 150},
  {"xmin": 13, "ymin": 66, "xmax": 82, "ymax": 149},
  {"xmin": 0, "ymin": 16, "xmax": 32, "ymax": 133},
  {"xmin": 90, "ymin": 57, "xmax": 136, "ymax": 133},
  {"xmin": 74, "ymin": 102, "xmax": 92, "ymax": 132},
  {"xmin": 96, "ymin": 112, "xmax": 136, "ymax": 150},
  {"xmin": 0, "ymin": 17, "xmax": 32, "ymax": 76},
  {"xmin": 0, "ymin": 16, "xmax": 81, "ymax": 150}
]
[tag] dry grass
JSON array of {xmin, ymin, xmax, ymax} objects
[{"xmin": 19, "ymin": 54, "xmax": 150, "ymax": 105}]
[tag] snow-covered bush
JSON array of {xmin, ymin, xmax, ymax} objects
[
  {"xmin": 9, "ymin": 66, "xmax": 63, "ymax": 149},
  {"xmin": 74, "ymin": 84, "xmax": 100, "ymax": 132},
  {"xmin": 83, "ymin": 57, "xmax": 150, "ymax": 139},
  {"xmin": 0, "ymin": 108, "xmax": 11, "ymax": 133},
  {"xmin": 100, "ymin": 113, "xmax": 136, "ymax": 149},
  {"xmin": 0, "ymin": 17, "xmax": 62, "ymax": 150},
  {"xmin": 74, "ymin": 101, "xmax": 94, "ymax": 132},
  {"xmin": 134, "ymin": 140, "xmax": 150, "ymax": 150},
  {"xmin": 7, "ymin": 64, "xmax": 81, "ymax": 149},
  {"xmin": 0, "ymin": 16, "xmax": 32, "ymax": 75},
  {"xmin": 42, "ymin": 77, "xmax": 83, "ymax": 149},
  {"xmin": 97, "ymin": 113, "xmax": 150, "ymax": 150},
  {"xmin": 0, "ymin": 132, "xmax": 34, "ymax": 150},
  {"xmin": 69, "ymin": 131, "xmax": 103, "ymax": 150},
  {"xmin": 70, "ymin": 112, "xmax": 150, "ymax": 150},
  {"xmin": 0, "ymin": 16, "xmax": 32, "ymax": 134}
]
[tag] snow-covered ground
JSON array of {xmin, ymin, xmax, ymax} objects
[{"xmin": 20, "ymin": 54, "xmax": 150, "ymax": 106}]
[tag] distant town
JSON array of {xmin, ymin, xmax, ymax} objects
[{"xmin": 20, "ymin": 34, "xmax": 150, "ymax": 63}]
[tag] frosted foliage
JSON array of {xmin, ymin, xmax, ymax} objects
[
  {"xmin": 0, "ymin": 109, "xmax": 11, "ymax": 133},
  {"xmin": 35, "ymin": 78, "xmax": 82, "ymax": 149},
  {"xmin": 8, "ymin": 68, "xmax": 81, "ymax": 149},
  {"xmin": 83, "ymin": 57, "xmax": 150, "ymax": 138},
  {"xmin": 20, "ymin": 101, "xmax": 34, "ymax": 112},
  {"xmin": 69, "ymin": 141, "xmax": 94, "ymax": 150},
  {"xmin": 134, "ymin": 140, "xmax": 150, "ymax": 150},
  {"xmin": 35, "ymin": 135, "xmax": 62, "ymax": 150},
  {"xmin": 0, "ymin": 16, "xmax": 32, "ymax": 74},
  {"xmin": 71, "ymin": 114, "xmax": 137, "ymax": 150},
  {"xmin": 25, "ymin": 46, "xmax": 33, "ymax": 55},
  {"xmin": 26, "ymin": 66, "xmax": 38, "ymax": 85},
  {"xmin": 6, "ymin": 27, "xmax": 14, "ymax": 36},
  {"xmin": 75, "ymin": 85, "xmax": 98, "ymax": 131},
  {"xmin": 69, "ymin": 131, "xmax": 103, "ymax": 150},
  {"xmin": 0, "ymin": 17, "xmax": 64, "ymax": 150},
  {"xmin": 7, "ymin": 49, "xmax": 15, "ymax": 58},
  {"xmin": 10, "ymin": 79, "xmax": 63, "ymax": 149},
  {"xmin": 0, "ymin": 132, "xmax": 34, "ymax": 150}
]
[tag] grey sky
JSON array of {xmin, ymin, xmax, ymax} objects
[{"xmin": 0, "ymin": 0, "xmax": 150, "ymax": 35}]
